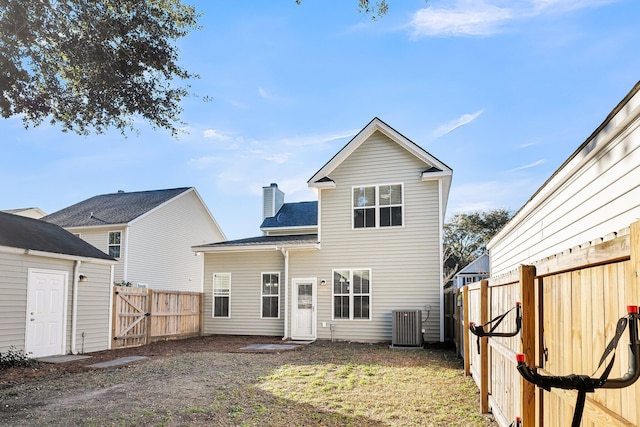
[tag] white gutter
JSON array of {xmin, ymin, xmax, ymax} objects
[
  {"xmin": 0, "ymin": 245, "xmax": 116, "ymax": 265},
  {"xmin": 193, "ymin": 243, "xmax": 319, "ymax": 253},
  {"xmin": 71, "ymin": 260, "xmax": 81, "ymax": 354},
  {"xmin": 281, "ymin": 248, "xmax": 289, "ymax": 340}
]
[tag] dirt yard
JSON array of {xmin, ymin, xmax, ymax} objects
[{"xmin": 0, "ymin": 336, "xmax": 496, "ymax": 426}]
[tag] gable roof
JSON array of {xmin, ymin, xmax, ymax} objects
[
  {"xmin": 0, "ymin": 212, "xmax": 113, "ymax": 260},
  {"xmin": 307, "ymin": 117, "xmax": 453, "ymax": 216},
  {"xmin": 455, "ymin": 253, "xmax": 490, "ymax": 276},
  {"xmin": 43, "ymin": 187, "xmax": 192, "ymax": 228},
  {"xmin": 260, "ymin": 201, "xmax": 318, "ymax": 229}
]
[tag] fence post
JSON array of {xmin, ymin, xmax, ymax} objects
[
  {"xmin": 199, "ymin": 292, "xmax": 205, "ymax": 336},
  {"xmin": 463, "ymin": 285, "xmax": 470, "ymax": 376},
  {"xmin": 146, "ymin": 288, "xmax": 153, "ymax": 345},
  {"xmin": 480, "ymin": 279, "xmax": 489, "ymax": 413},
  {"xmin": 520, "ymin": 265, "xmax": 536, "ymax": 427},
  {"xmin": 631, "ymin": 221, "xmax": 640, "ymax": 307}
]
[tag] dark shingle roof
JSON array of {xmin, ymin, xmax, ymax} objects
[
  {"xmin": 194, "ymin": 234, "xmax": 318, "ymax": 249},
  {"xmin": 260, "ymin": 201, "xmax": 318, "ymax": 229},
  {"xmin": 43, "ymin": 188, "xmax": 191, "ymax": 227},
  {"xmin": 0, "ymin": 212, "xmax": 113, "ymax": 260}
]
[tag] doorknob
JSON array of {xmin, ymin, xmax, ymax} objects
[{"xmin": 30, "ymin": 318, "xmax": 35, "ymax": 321}]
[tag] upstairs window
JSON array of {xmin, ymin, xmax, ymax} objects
[
  {"xmin": 261, "ymin": 273, "xmax": 280, "ymax": 318},
  {"xmin": 353, "ymin": 184, "xmax": 403, "ymax": 228},
  {"xmin": 213, "ymin": 273, "xmax": 231, "ymax": 318},
  {"xmin": 108, "ymin": 231, "xmax": 121, "ymax": 258}
]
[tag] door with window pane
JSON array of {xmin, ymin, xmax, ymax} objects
[{"xmin": 291, "ymin": 278, "xmax": 316, "ymax": 340}]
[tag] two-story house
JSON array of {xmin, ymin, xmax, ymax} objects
[
  {"xmin": 44, "ymin": 187, "xmax": 225, "ymax": 292},
  {"xmin": 195, "ymin": 118, "xmax": 452, "ymax": 343}
]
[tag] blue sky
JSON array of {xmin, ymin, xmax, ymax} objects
[{"xmin": 2, "ymin": 0, "xmax": 639, "ymax": 240}]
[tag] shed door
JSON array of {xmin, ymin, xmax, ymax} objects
[
  {"xmin": 291, "ymin": 278, "xmax": 316, "ymax": 340},
  {"xmin": 26, "ymin": 270, "xmax": 67, "ymax": 357}
]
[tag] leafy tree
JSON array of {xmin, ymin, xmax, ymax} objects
[
  {"xmin": 295, "ymin": 0, "xmax": 389, "ymax": 20},
  {"xmin": 0, "ymin": 0, "xmax": 200, "ymax": 136},
  {"xmin": 443, "ymin": 208, "xmax": 512, "ymax": 285}
]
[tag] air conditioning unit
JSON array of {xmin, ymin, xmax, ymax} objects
[{"xmin": 391, "ymin": 309, "xmax": 423, "ymax": 347}]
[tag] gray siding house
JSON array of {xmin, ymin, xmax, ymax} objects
[
  {"xmin": 44, "ymin": 187, "xmax": 225, "ymax": 292},
  {"xmin": 195, "ymin": 118, "xmax": 452, "ymax": 343},
  {"xmin": 0, "ymin": 212, "xmax": 115, "ymax": 357}
]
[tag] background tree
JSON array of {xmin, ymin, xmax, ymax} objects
[
  {"xmin": 443, "ymin": 208, "xmax": 513, "ymax": 286},
  {"xmin": 295, "ymin": 0, "xmax": 389, "ymax": 20},
  {"xmin": 0, "ymin": 0, "xmax": 200, "ymax": 136}
]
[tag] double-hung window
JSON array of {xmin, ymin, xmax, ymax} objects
[
  {"xmin": 261, "ymin": 273, "xmax": 280, "ymax": 318},
  {"xmin": 353, "ymin": 184, "xmax": 403, "ymax": 228},
  {"xmin": 213, "ymin": 273, "xmax": 231, "ymax": 318},
  {"xmin": 108, "ymin": 231, "xmax": 121, "ymax": 258},
  {"xmin": 332, "ymin": 269, "xmax": 371, "ymax": 320}
]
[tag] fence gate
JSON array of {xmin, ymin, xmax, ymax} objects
[{"xmin": 112, "ymin": 287, "xmax": 151, "ymax": 348}]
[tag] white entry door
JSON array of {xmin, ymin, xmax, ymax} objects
[
  {"xmin": 291, "ymin": 278, "xmax": 316, "ymax": 340},
  {"xmin": 26, "ymin": 269, "xmax": 67, "ymax": 357}
]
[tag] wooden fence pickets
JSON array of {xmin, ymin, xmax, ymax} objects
[
  {"xmin": 449, "ymin": 220, "xmax": 640, "ymax": 427},
  {"xmin": 112, "ymin": 287, "xmax": 203, "ymax": 349}
]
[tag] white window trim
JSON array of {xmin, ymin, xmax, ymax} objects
[
  {"xmin": 331, "ymin": 268, "xmax": 372, "ymax": 321},
  {"xmin": 260, "ymin": 272, "xmax": 281, "ymax": 319},
  {"xmin": 351, "ymin": 183, "xmax": 404, "ymax": 229},
  {"xmin": 213, "ymin": 272, "xmax": 231, "ymax": 318},
  {"xmin": 108, "ymin": 231, "xmax": 122, "ymax": 259}
]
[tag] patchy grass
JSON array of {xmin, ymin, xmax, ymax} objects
[{"xmin": 0, "ymin": 337, "xmax": 495, "ymax": 426}]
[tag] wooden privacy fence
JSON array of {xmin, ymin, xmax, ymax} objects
[
  {"xmin": 458, "ymin": 221, "xmax": 640, "ymax": 427},
  {"xmin": 112, "ymin": 287, "xmax": 203, "ymax": 348}
]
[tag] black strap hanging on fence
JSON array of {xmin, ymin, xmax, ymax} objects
[
  {"xmin": 469, "ymin": 302, "xmax": 522, "ymax": 354},
  {"xmin": 516, "ymin": 306, "xmax": 640, "ymax": 427}
]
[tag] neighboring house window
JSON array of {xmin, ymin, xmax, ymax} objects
[
  {"xmin": 108, "ymin": 231, "xmax": 121, "ymax": 258},
  {"xmin": 213, "ymin": 273, "xmax": 231, "ymax": 318},
  {"xmin": 353, "ymin": 184, "xmax": 403, "ymax": 228},
  {"xmin": 332, "ymin": 269, "xmax": 371, "ymax": 320},
  {"xmin": 261, "ymin": 273, "xmax": 280, "ymax": 318}
]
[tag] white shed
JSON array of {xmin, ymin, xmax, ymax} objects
[{"xmin": 0, "ymin": 212, "xmax": 116, "ymax": 358}]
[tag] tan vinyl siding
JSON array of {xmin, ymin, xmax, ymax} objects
[
  {"xmin": 126, "ymin": 191, "xmax": 224, "ymax": 292},
  {"xmin": 72, "ymin": 228, "xmax": 124, "ymax": 283},
  {"xmin": 0, "ymin": 251, "xmax": 112, "ymax": 355},
  {"xmin": 489, "ymin": 100, "xmax": 640, "ymax": 275},
  {"xmin": 73, "ymin": 262, "xmax": 112, "ymax": 353},
  {"xmin": 203, "ymin": 251, "xmax": 285, "ymax": 336},
  {"xmin": 0, "ymin": 253, "xmax": 73, "ymax": 353},
  {"xmin": 292, "ymin": 131, "xmax": 443, "ymax": 342}
]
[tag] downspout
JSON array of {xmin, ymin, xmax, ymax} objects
[
  {"xmin": 122, "ymin": 226, "xmax": 130, "ymax": 282},
  {"xmin": 281, "ymin": 248, "xmax": 289, "ymax": 340},
  {"xmin": 438, "ymin": 178, "xmax": 444, "ymax": 342},
  {"xmin": 107, "ymin": 263, "xmax": 115, "ymax": 349},
  {"xmin": 71, "ymin": 260, "xmax": 81, "ymax": 354}
]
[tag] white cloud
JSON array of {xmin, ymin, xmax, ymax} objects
[
  {"xmin": 446, "ymin": 178, "xmax": 535, "ymax": 218},
  {"xmin": 431, "ymin": 110, "xmax": 483, "ymax": 139},
  {"xmin": 411, "ymin": 1, "xmax": 512, "ymax": 37},
  {"xmin": 409, "ymin": 0, "xmax": 621, "ymax": 38},
  {"xmin": 258, "ymin": 87, "xmax": 291, "ymax": 104},
  {"xmin": 511, "ymin": 159, "xmax": 545, "ymax": 171},
  {"xmin": 188, "ymin": 156, "xmax": 220, "ymax": 170},
  {"xmin": 281, "ymin": 129, "xmax": 358, "ymax": 147},
  {"xmin": 202, "ymin": 129, "xmax": 230, "ymax": 141}
]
